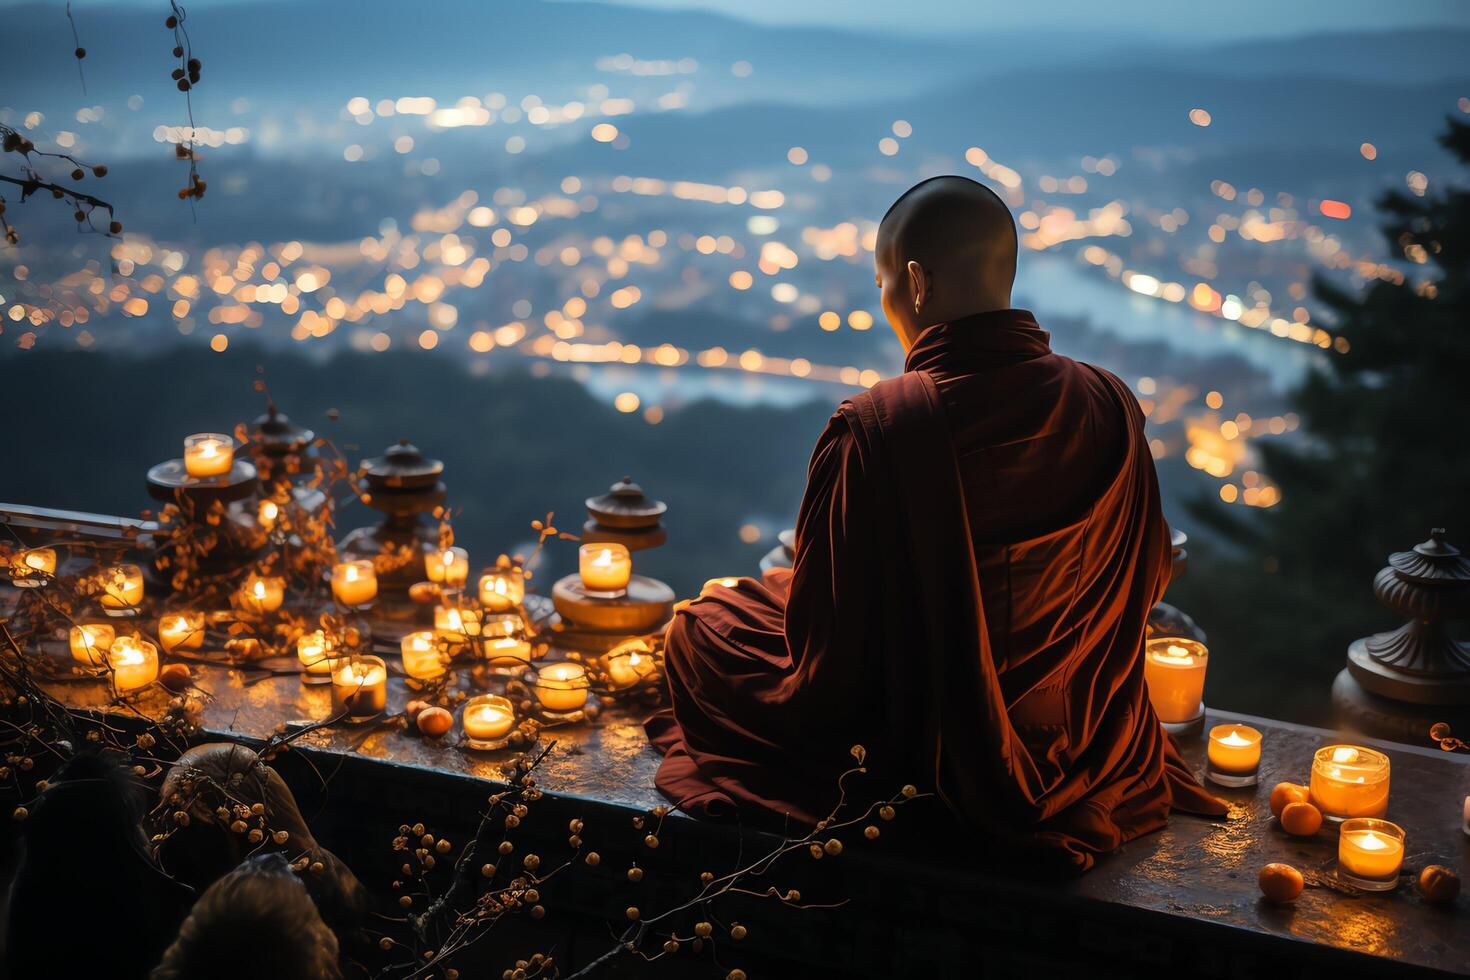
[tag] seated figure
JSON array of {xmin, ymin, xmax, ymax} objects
[{"xmin": 647, "ymin": 176, "xmax": 1225, "ymax": 872}]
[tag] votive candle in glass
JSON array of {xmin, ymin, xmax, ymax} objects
[
  {"xmin": 1206, "ymin": 723, "xmax": 1262, "ymax": 787},
  {"xmin": 183, "ymin": 432, "xmax": 235, "ymax": 478},
  {"xmin": 1143, "ymin": 637, "xmax": 1208, "ymax": 725},
  {"xmin": 478, "ymin": 567, "xmax": 525, "ymax": 611},
  {"xmin": 158, "ymin": 611, "xmax": 205, "ymax": 653},
  {"xmin": 435, "ymin": 605, "xmax": 482, "ymax": 643},
  {"xmin": 1337, "ymin": 818, "xmax": 1405, "ymax": 891},
  {"xmin": 257, "ymin": 498, "xmax": 281, "ymax": 531},
  {"xmin": 237, "ymin": 574, "xmax": 285, "ymax": 615},
  {"xmin": 462, "ymin": 694, "xmax": 516, "ymax": 750},
  {"xmin": 10, "ymin": 547, "xmax": 57, "ymax": 587},
  {"xmin": 604, "ymin": 638, "xmax": 657, "ymax": 689},
  {"xmin": 425, "ymin": 547, "xmax": 469, "ymax": 588},
  {"xmin": 579, "ymin": 543, "xmax": 632, "ymax": 598},
  {"xmin": 331, "ymin": 560, "xmax": 377, "ymax": 607},
  {"xmin": 400, "ymin": 630, "xmax": 447, "ymax": 681},
  {"xmin": 1310, "ymin": 745, "xmax": 1390, "ymax": 821},
  {"xmin": 296, "ymin": 629, "xmax": 342, "ymax": 684},
  {"xmin": 532, "ymin": 662, "xmax": 589, "ymax": 716},
  {"xmin": 107, "ymin": 634, "xmax": 159, "ymax": 693},
  {"xmin": 482, "ymin": 636, "xmax": 533, "ymax": 671},
  {"xmin": 331, "ymin": 656, "xmax": 387, "ymax": 717},
  {"xmin": 482, "ymin": 613, "xmax": 524, "ymax": 638},
  {"xmin": 69, "ymin": 622, "xmax": 115, "ymax": 667},
  {"xmin": 98, "ymin": 563, "xmax": 145, "ymax": 615}
]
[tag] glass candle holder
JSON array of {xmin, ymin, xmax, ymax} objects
[
  {"xmin": 478, "ymin": 567, "xmax": 525, "ymax": 611},
  {"xmin": 237, "ymin": 574, "xmax": 285, "ymax": 615},
  {"xmin": 482, "ymin": 613, "xmax": 525, "ymax": 638},
  {"xmin": 331, "ymin": 656, "xmax": 388, "ymax": 718},
  {"xmin": 296, "ymin": 629, "xmax": 342, "ymax": 684},
  {"xmin": 1143, "ymin": 637, "xmax": 1208, "ymax": 727},
  {"xmin": 532, "ymin": 662, "xmax": 589, "ymax": 721},
  {"xmin": 107, "ymin": 635, "xmax": 159, "ymax": 693},
  {"xmin": 425, "ymin": 547, "xmax": 469, "ymax": 588},
  {"xmin": 603, "ymin": 638, "xmax": 657, "ymax": 690},
  {"xmin": 482, "ymin": 636, "xmax": 534, "ymax": 674},
  {"xmin": 1311, "ymin": 745, "xmax": 1390, "ymax": 822},
  {"xmin": 462, "ymin": 694, "xmax": 517, "ymax": 750},
  {"xmin": 1206, "ymin": 723, "xmax": 1262, "ymax": 787},
  {"xmin": 1337, "ymin": 818, "xmax": 1405, "ymax": 891},
  {"xmin": 182, "ymin": 432, "xmax": 235, "ymax": 478},
  {"xmin": 579, "ymin": 543, "xmax": 632, "ymax": 598},
  {"xmin": 10, "ymin": 547, "xmax": 57, "ymax": 587},
  {"xmin": 434, "ymin": 605, "xmax": 482, "ymax": 643},
  {"xmin": 98, "ymin": 563, "xmax": 144, "ymax": 616},
  {"xmin": 69, "ymin": 622, "xmax": 116, "ymax": 667},
  {"xmin": 158, "ymin": 611, "xmax": 206, "ymax": 653},
  {"xmin": 400, "ymin": 630, "xmax": 447, "ymax": 682},
  {"xmin": 331, "ymin": 560, "xmax": 377, "ymax": 607}
]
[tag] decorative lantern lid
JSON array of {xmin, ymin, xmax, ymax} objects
[
  {"xmin": 249, "ymin": 403, "xmax": 314, "ymax": 456},
  {"xmin": 1388, "ymin": 529, "xmax": 1470, "ymax": 584},
  {"xmin": 586, "ymin": 477, "xmax": 667, "ymax": 531},
  {"xmin": 361, "ymin": 440, "xmax": 444, "ymax": 491}
]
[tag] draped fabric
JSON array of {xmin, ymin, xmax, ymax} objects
[{"xmin": 647, "ymin": 310, "xmax": 1225, "ymax": 871}]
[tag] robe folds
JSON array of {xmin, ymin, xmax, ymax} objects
[{"xmin": 646, "ymin": 310, "xmax": 1226, "ymax": 872}]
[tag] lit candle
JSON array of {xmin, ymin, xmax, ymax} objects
[
  {"xmin": 10, "ymin": 547, "xmax": 57, "ymax": 587},
  {"xmin": 702, "ymin": 576, "xmax": 740, "ymax": 592},
  {"xmin": 106, "ymin": 635, "xmax": 159, "ymax": 693},
  {"xmin": 237, "ymin": 574, "xmax": 285, "ymax": 615},
  {"xmin": 478, "ymin": 567, "xmax": 525, "ymax": 611},
  {"xmin": 296, "ymin": 629, "xmax": 342, "ymax": 683},
  {"xmin": 331, "ymin": 560, "xmax": 377, "ymax": 606},
  {"xmin": 98, "ymin": 563, "xmax": 145, "ymax": 614},
  {"xmin": 579, "ymin": 543, "xmax": 632, "ymax": 597},
  {"xmin": 158, "ymin": 611, "xmax": 205, "ymax": 652},
  {"xmin": 482, "ymin": 613, "xmax": 524, "ymax": 638},
  {"xmin": 462, "ymin": 693, "xmax": 516, "ymax": 748},
  {"xmin": 482, "ymin": 636, "xmax": 533, "ymax": 669},
  {"xmin": 425, "ymin": 546, "xmax": 469, "ymax": 588},
  {"xmin": 1310, "ymin": 745, "xmax": 1390, "ymax": 821},
  {"xmin": 257, "ymin": 498, "xmax": 280, "ymax": 531},
  {"xmin": 1143, "ymin": 637, "xmax": 1208, "ymax": 725},
  {"xmin": 434, "ymin": 605, "xmax": 482, "ymax": 642},
  {"xmin": 69, "ymin": 622, "xmax": 115, "ymax": 667},
  {"xmin": 331, "ymin": 656, "xmax": 388, "ymax": 717},
  {"xmin": 1337, "ymin": 818, "xmax": 1405, "ymax": 890},
  {"xmin": 400, "ymin": 630, "xmax": 447, "ymax": 681},
  {"xmin": 182, "ymin": 432, "xmax": 236, "ymax": 478},
  {"xmin": 532, "ymin": 662, "xmax": 589, "ymax": 714},
  {"xmin": 603, "ymin": 638, "xmax": 657, "ymax": 689},
  {"xmin": 1206, "ymin": 724, "xmax": 1262, "ymax": 786}
]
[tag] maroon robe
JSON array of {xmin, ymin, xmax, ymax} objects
[{"xmin": 647, "ymin": 310, "xmax": 1225, "ymax": 871}]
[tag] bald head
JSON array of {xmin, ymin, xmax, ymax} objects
[{"xmin": 874, "ymin": 176, "xmax": 1018, "ymax": 348}]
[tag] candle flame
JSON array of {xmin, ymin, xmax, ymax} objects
[
  {"xmin": 259, "ymin": 500, "xmax": 279, "ymax": 522},
  {"xmin": 345, "ymin": 564, "xmax": 360, "ymax": 581},
  {"xmin": 22, "ymin": 552, "xmax": 49, "ymax": 571},
  {"xmin": 442, "ymin": 550, "xmax": 454, "ymax": 565},
  {"xmin": 1331, "ymin": 747, "xmax": 1360, "ymax": 764},
  {"xmin": 252, "ymin": 581, "xmax": 267, "ymax": 599},
  {"xmin": 110, "ymin": 638, "xmax": 146, "ymax": 666},
  {"xmin": 591, "ymin": 548, "xmax": 616, "ymax": 567},
  {"xmin": 1151, "ymin": 652, "xmax": 1197, "ymax": 666},
  {"xmin": 1219, "ymin": 730, "xmax": 1252, "ymax": 747},
  {"xmin": 1355, "ymin": 831, "xmax": 1389, "ymax": 851}
]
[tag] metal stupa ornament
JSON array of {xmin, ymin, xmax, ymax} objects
[
  {"xmin": 1334, "ymin": 528, "xmax": 1470, "ymax": 743},
  {"xmin": 358, "ymin": 440, "xmax": 446, "ymax": 508},
  {"xmin": 582, "ymin": 477, "xmax": 667, "ymax": 551},
  {"xmin": 249, "ymin": 402, "xmax": 314, "ymax": 461}
]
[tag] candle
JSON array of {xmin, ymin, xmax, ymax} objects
[
  {"xmin": 257, "ymin": 498, "xmax": 280, "ymax": 531},
  {"xmin": 1206, "ymin": 724, "xmax": 1262, "ymax": 786},
  {"xmin": 435, "ymin": 605, "xmax": 482, "ymax": 642},
  {"xmin": 1143, "ymin": 637, "xmax": 1208, "ymax": 725},
  {"xmin": 1337, "ymin": 818, "xmax": 1405, "ymax": 890},
  {"xmin": 603, "ymin": 638, "xmax": 657, "ymax": 689},
  {"xmin": 237, "ymin": 574, "xmax": 285, "ymax": 615},
  {"xmin": 462, "ymin": 694, "xmax": 516, "ymax": 748},
  {"xmin": 1310, "ymin": 745, "xmax": 1390, "ymax": 821},
  {"xmin": 400, "ymin": 630, "xmax": 447, "ymax": 681},
  {"xmin": 425, "ymin": 547, "xmax": 469, "ymax": 588},
  {"xmin": 482, "ymin": 636, "xmax": 533, "ymax": 669},
  {"xmin": 331, "ymin": 560, "xmax": 377, "ymax": 606},
  {"xmin": 98, "ymin": 564, "xmax": 145, "ymax": 614},
  {"xmin": 482, "ymin": 613, "xmax": 524, "ymax": 638},
  {"xmin": 702, "ymin": 576, "xmax": 740, "ymax": 592},
  {"xmin": 107, "ymin": 635, "xmax": 159, "ymax": 693},
  {"xmin": 478, "ymin": 567, "xmax": 525, "ymax": 611},
  {"xmin": 182, "ymin": 432, "xmax": 235, "ymax": 478},
  {"xmin": 158, "ymin": 611, "xmax": 205, "ymax": 652},
  {"xmin": 10, "ymin": 547, "xmax": 57, "ymax": 587},
  {"xmin": 579, "ymin": 543, "xmax": 632, "ymax": 597},
  {"xmin": 68, "ymin": 623, "xmax": 115, "ymax": 667},
  {"xmin": 532, "ymin": 662, "xmax": 589, "ymax": 714},
  {"xmin": 296, "ymin": 629, "xmax": 342, "ymax": 683},
  {"xmin": 331, "ymin": 656, "xmax": 387, "ymax": 717}
]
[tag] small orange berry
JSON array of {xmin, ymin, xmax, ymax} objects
[
  {"xmin": 1258, "ymin": 863, "xmax": 1304, "ymax": 904},
  {"xmin": 1268, "ymin": 782, "xmax": 1310, "ymax": 818},
  {"xmin": 1279, "ymin": 801, "xmax": 1323, "ymax": 837}
]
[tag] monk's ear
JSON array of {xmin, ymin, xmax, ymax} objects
[{"xmin": 906, "ymin": 260, "xmax": 927, "ymax": 312}]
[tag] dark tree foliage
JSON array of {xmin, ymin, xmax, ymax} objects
[{"xmin": 1172, "ymin": 117, "xmax": 1469, "ymax": 725}]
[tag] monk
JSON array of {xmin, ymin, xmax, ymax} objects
[{"xmin": 646, "ymin": 175, "xmax": 1225, "ymax": 872}]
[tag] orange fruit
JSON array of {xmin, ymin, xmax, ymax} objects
[
  {"xmin": 1269, "ymin": 782, "xmax": 1310, "ymax": 818},
  {"xmin": 1417, "ymin": 865, "xmax": 1461, "ymax": 904},
  {"xmin": 1279, "ymin": 801, "xmax": 1323, "ymax": 837},
  {"xmin": 1259, "ymin": 863, "xmax": 1305, "ymax": 903},
  {"xmin": 416, "ymin": 706, "xmax": 454, "ymax": 737}
]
